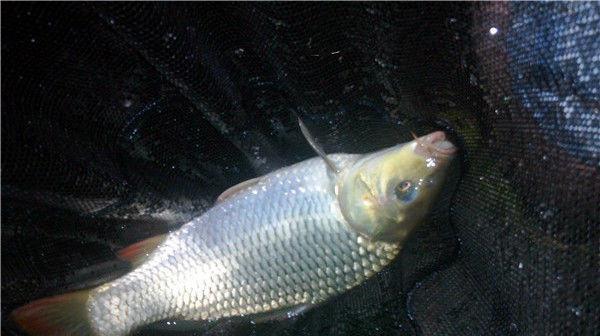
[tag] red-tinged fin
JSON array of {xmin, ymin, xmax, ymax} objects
[
  {"xmin": 216, "ymin": 177, "xmax": 261, "ymax": 204},
  {"xmin": 117, "ymin": 234, "xmax": 167, "ymax": 267},
  {"xmin": 11, "ymin": 289, "xmax": 93, "ymax": 336}
]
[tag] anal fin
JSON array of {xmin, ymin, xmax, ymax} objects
[
  {"xmin": 11, "ymin": 289, "xmax": 93, "ymax": 336},
  {"xmin": 117, "ymin": 234, "xmax": 167, "ymax": 267}
]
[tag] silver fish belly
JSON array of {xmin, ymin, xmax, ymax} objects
[
  {"xmin": 12, "ymin": 128, "xmax": 455, "ymax": 336},
  {"xmin": 88, "ymin": 155, "xmax": 400, "ymax": 335}
]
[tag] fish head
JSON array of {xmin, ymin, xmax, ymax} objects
[{"xmin": 337, "ymin": 131, "xmax": 456, "ymax": 242}]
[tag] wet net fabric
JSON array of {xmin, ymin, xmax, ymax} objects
[{"xmin": 2, "ymin": 2, "xmax": 598, "ymax": 336}]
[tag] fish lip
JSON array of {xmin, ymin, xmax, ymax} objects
[{"xmin": 414, "ymin": 131, "xmax": 457, "ymax": 157}]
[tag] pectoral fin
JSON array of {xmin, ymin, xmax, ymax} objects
[
  {"xmin": 298, "ymin": 118, "xmax": 340, "ymax": 175},
  {"xmin": 216, "ymin": 177, "xmax": 262, "ymax": 204}
]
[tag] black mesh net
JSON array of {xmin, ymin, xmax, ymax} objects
[{"xmin": 2, "ymin": 2, "xmax": 598, "ymax": 336}]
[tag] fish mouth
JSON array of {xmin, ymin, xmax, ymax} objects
[{"xmin": 413, "ymin": 131, "xmax": 457, "ymax": 157}]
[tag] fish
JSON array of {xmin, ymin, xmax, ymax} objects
[{"xmin": 11, "ymin": 120, "xmax": 457, "ymax": 336}]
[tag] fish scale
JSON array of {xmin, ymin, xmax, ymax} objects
[
  {"xmin": 13, "ymin": 130, "xmax": 455, "ymax": 336},
  {"xmin": 87, "ymin": 155, "xmax": 401, "ymax": 335}
]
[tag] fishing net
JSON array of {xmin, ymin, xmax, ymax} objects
[{"xmin": 2, "ymin": 2, "xmax": 598, "ymax": 335}]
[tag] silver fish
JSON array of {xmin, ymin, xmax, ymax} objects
[{"xmin": 12, "ymin": 121, "xmax": 456, "ymax": 335}]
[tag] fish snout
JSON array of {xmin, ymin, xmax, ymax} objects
[{"xmin": 413, "ymin": 131, "xmax": 457, "ymax": 158}]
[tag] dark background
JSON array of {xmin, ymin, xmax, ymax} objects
[{"xmin": 2, "ymin": 2, "xmax": 598, "ymax": 335}]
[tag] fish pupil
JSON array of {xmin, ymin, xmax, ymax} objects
[{"xmin": 395, "ymin": 180, "xmax": 416, "ymax": 202}]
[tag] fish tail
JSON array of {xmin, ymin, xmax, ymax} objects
[{"xmin": 11, "ymin": 289, "xmax": 94, "ymax": 336}]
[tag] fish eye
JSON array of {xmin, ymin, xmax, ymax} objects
[{"xmin": 394, "ymin": 180, "xmax": 417, "ymax": 203}]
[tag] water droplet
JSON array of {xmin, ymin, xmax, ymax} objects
[
  {"xmin": 518, "ymin": 262, "xmax": 523, "ymax": 269},
  {"xmin": 569, "ymin": 306, "xmax": 582, "ymax": 317},
  {"xmin": 122, "ymin": 99, "xmax": 132, "ymax": 108},
  {"xmin": 30, "ymin": 38, "xmax": 36, "ymax": 43},
  {"xmin": 540, "ymin": 209, "xmax": 554, "ymax": 220},
  {"xmin": 469, "ymin": 73, "xmax": 478, "ymax": 86}
]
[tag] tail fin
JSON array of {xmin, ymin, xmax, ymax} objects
[{"xmin": 11, "ymin": 289, "xmax": 94, "ymax": 336}]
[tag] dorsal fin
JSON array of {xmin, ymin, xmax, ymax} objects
[
  {"xmin": 298, "ymin": 118, "xmax": 340, "ymax": 175},
  {"xmin": 117, "ymin": 234, "xmax": 167, "ymax": 267},
  {"xmin": 216, "ymin": 177, "xmax": 261, "ymax": 204}
]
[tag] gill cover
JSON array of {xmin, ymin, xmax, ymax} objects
[
  {"xmin": 335, "ymin": 138, "xmax": 454, "ymax": 242},
  {"xmin": 297, "ymin": 119, "xmax": 454, "ymax": 243}
]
